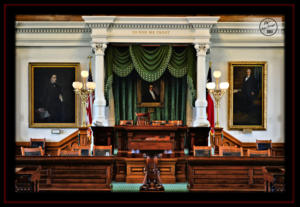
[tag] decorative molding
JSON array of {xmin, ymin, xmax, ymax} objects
[{"xmin": 16, "ymin": 28, "xmax": 91, "ymax": 33}]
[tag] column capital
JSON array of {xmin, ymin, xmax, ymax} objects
[
  {"xmin": 194, "ymin": 43, "xmax": 210, "ymax": 56},
  {"xmin": 91, "ymin": 42, "xmax": 107, "ymax": 56}
]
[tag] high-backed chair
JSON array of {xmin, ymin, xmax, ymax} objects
[
  {"xmin": 168, "ymin": 120, "xmax": 183, "ymax": 126},
  {"xmin": 21, "ymin": 146, "xmax": 44, "ymax": 156},
  {"xmin": 193, "ymin": 146, "xmax": 211, "ymax": 157},
  {"xmin": 30, "ymin": 138, "xmax": 46, "ymax": 150},
  {"xmin": 119, "ymin": 120, "xmax": 134, "ymax": 126},
  {"xmin": 57, "ymin": 149, "xmax": 80, "ymax": 156},
  {"xmin": 256, "ymin": 140, "xmax": 272, "ymax": 150},
  {"xmin": 247, "ymin": 149, "xmax": 271, "ymax": 157},
  {"xmin": 93, "ymin": 145, "xmax": 112, "ymax": 156},
  {"xmin": 136, "ymin": 112, "xmax": 150, "ymax": 126},
  {"xmin": 219, "ymin": 146, "xmax": 243, "ymax": 156}
]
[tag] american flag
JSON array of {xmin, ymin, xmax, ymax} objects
[{"xmin": 86, "ymin": 56, "xmax": 94, "ymax": 127}]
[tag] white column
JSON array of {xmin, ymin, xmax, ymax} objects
[
  {"xmin": 91, "ymin": 42, "xmax": 107, "ymax": 126},
  {"xmin": 193, "ymin": 43, "xmax": 210, "ymax": 127}
]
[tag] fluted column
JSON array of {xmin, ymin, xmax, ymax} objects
[
  {"xmin": 193, "ymin": 43, "xmax": 210, "ymax": 127},
  {"xmin": 91, "ymin": 42, "xmax": 107, "ymax": 126}
]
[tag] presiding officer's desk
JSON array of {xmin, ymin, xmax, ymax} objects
[
  {"xmin": 187, "ymin": 156, "xmax": 285, "ymax": 192},
  {"xmin": 16, "ymin": 156, "xmax": 114, "ymax": 192}
]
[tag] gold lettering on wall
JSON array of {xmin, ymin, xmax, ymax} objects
[{"xmin": 131, "ymin": 30, "xmax": 170, "ymax": 35}]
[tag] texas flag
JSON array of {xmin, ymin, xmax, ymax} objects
[{"xmin": 206, "ymin": 64, "xmax": 215, "ymax": 132}]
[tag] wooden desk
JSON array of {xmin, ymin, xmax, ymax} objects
[
  {"xmin": 262, "ymin": 166, "xmax": 285, "ymax": 192},
  {"xmin": 15, "ymin": 166, "xmax": 41, "ymax": 192},
  {"xmin": 123, "ymin": 157, "xmax": 177, "ymax": 183},
  {"xmin": 16, "ymin": 156, "xmax": 114, "ymax": 191},
  {"xmin": 187, "ymin": 156, "xmax": 285, "ymax": 192},
  {"xmin": 115, "ymin": 126, "xmax": 187, "ymax": 157}
]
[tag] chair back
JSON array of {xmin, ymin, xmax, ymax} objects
[
  {"xmin": 119, "ymin": 120, "xmax": 134, "ymax": 126},
  {"xmin": 193, "ymin": 146, "xmax": 211, "ymax": 157},
  {"xmin": 219, "ymin": 146, "xmax": 243, "ymax": 156},
  {"xmin": 30, "ymin": 138, "xmax": 46, "ymax": 149},
  {"xmin": 247, "ymin": 149, "xmax": 271, "ymax": 157},
  {"xmin": 21, "ymin": 146, "xmax": 44, "ymax": 156},
  {"xmin": 93, "ymin": 145, "xmax": 112, "ymax": 156},
  {"xmin": 57, "ymin": 149, "xmax": 80, "ymax": 156},
  {"xmin": 256, "ymin": 139, "xmax": 272, "ymax": 150},
  {"xmin": 152, "ymin": 120, "xmax": 166, "ymax": 126},
  {"xmin": 74, "ymin": 146, "xmax": 91, "ymax": 156},
  {"xmin": 168, "ymin": 120, "xmax": 183, "ymax": 126}
]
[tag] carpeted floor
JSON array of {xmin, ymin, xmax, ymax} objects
[{"xmin": 112, "ymin": 182, "xmax": 189, "ymax": 192}]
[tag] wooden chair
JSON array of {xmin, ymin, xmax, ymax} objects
[
  {"xmin": 120, "ymin": 120, "xmax": 134, "ymax": 126},
  {"xmin": 57, "ymin": 149, "xmax": 80, "ymax": 156},
  {"xmin": 168, "ymin": 120, "xmax": 183, "ymax": 126},
  {"xmin": 30, "ymin": 138, "xmax": 46, "ymax": 149},
  {"xmin": 93, "ymin": 145, "xmax": 112, "ymax": 156},
  {"xmin": 219, "ymin": 145, "xmax": 243, "ymax": 156},
  {"xmin": 193, "ymin": 146, "xmax": 211, "ymax": 157},
  {"xmin": 21, "ymin": 146, "xmax": 44, "ymax": 156},
  {"xmin": 247, "ymin": 149, "xmax": 271, "ymax": 157},
  {"xmin": 256, "ymin": 139, "xmax": 272, "ymax": 150},
  {"xmin": 151, "ymin": 120, "xmax": 166, "ymax": 126},
  {"xmin": 75, "ymin": 146, "xmax": 91, "ymax": 156}
]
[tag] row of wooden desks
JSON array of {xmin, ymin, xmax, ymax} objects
[{"xmin": 15, "ymin": 156, "xmax": 285, "ymax": 192}]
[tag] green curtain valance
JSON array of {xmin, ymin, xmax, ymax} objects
[{"xmin": 104, "ymin": 45, "xmax": 196, "ymax": 105}]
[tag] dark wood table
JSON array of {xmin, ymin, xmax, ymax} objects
[
  {"xmin": 15, "ymin": 166, "xmax": 41, "ymax": 192},
  {"xmin": 16, "ymin": 156, "xmax": 114, "ymax": 191},
  {"xmin": 115, "ymin": 125, "xmax": 187, "ymax": 157},
  {"xmin": 187, "ymin": 156, "xmax": 285, "ymax": 192}
]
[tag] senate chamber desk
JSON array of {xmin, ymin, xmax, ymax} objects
[
  {"xmin": 187, "ymin": 156, "xmax": 285, "ymax": 192},
  {"xmin": 15, "ymin": 156, "xmax": 114, "ymax": 192},
  {"xmin": 15, "ymin": 155, "xmax": 285, "ymax": 192}
]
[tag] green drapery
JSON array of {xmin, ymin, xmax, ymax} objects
[
  {"xmin": 104, "ymin": 45, "xmax": 196, "ymax": 105},
  {"xmin": 113, "ymin": 71, "xmax": 187, "ymax": 125}
]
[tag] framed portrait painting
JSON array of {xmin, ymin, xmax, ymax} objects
[
  {"xmin": 228, "ymin": 61, "xmax": 267, "ymax": 130},
  {"xmin": 29, "ymin": 63, "xmax": 80, "ymax": 128},
  {"xmin": 137, "ymin": 78, "xmax": 165, "ymax": 107}
]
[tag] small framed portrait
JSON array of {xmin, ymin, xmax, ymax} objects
[
  {"xmin": 29, "ymin": 63, "xmax": 80, "ymax": 128},
  {"xmin": 137, "ymin": 79, "xmax": 165, "ymax": 107},
  {"xmin": 228, "ymin": 61, "xmax": 267, "ymax": 130}
]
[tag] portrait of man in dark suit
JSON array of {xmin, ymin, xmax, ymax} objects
[
  {"xmin": 142, "ymin": 83, "xmax": 160, "ymax": 102},
  {"xmin": 233, "ymin": 67, "xmax": 262, "ymax": 126},
  {"xmin": 30, "ymin": 63, "xmax": 78, "ymax": 127}
]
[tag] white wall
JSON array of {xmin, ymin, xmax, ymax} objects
[
  {"xmin": 209, "ymin": 47, "xmax": 285, "ymax": 143},
  {"xmin": 15, "ymin": 47, "xmax": 93, "ymax": 142}
]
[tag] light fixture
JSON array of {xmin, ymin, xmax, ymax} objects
[
  {"xmin": 72, "ymin": 71, "xmax": 95, "ymax": 127},
  {"xmin": 206, "ymin": 70, "xmax": 229, "ymax": 128}
]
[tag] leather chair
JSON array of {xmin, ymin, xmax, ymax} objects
[
  {"xmin": 120, "ymin": 120, "xmax": 134, "ymax": 126},
  {"xmin": 30, "ymin": 138, "xmax": 46, "ymax": 150},
  {"xmin": 93, "ymin": 145, "xmax": 112, "ymax": 156},
  {"xmin": 219, "ymin": 145, "xmax": 243, "ymax": 156},
  {"xmin": 256, "ymin": 139, "xmax": 272, "ymax": 150},
  {"xmin": 193, "ymin": 146, "xmax": 211, "ymax": 157},
  {"xmin": 247, "ymin": 149, "xmax": 271, "ymax": 157},
  {"xmin": 57, "ymin": 149, "xmax": 80, "ymax": 156}
]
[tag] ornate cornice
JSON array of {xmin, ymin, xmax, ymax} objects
[{"xmin": 16, "ymin": 28, "xmax": 91, "ymax": 33}]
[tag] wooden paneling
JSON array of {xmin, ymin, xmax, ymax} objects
[
  {"xmin": 16, "ymin": 156, "xmax": 114, "ymax": 191},
  {"xmin": 125, "ymin": 158, "xmax": 177, "ymax": 183},
  {"xmin": 187, "ymin": 157, "xmax": 285, "ymax": 192}
]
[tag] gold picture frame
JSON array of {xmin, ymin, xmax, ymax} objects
[
  {"xmin": 29, "ymin": 63, "xmax": 80, "ymax": 128},
  {"xmin": 137, "ymin": 78, "xmax": 165, "ymax": 107},
  {"xmin": 228, "ymin": 61, "xmax": 267, "ymax": 130}
]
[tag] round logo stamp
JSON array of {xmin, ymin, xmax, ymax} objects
[{"xmin": 259, "ymin": 18, "xmax": 278, "ymax": 36}]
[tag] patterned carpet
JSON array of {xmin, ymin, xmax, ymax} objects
[{"xmin": 112, "ymin": 182, "xmax": 188, "ymax": 192}]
